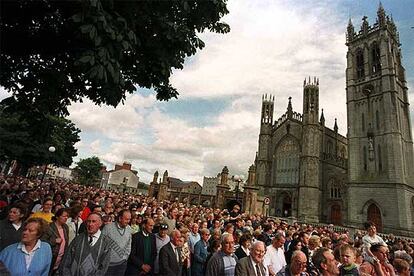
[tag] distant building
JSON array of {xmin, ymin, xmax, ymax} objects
[
  {"xmin": 202, "ymin": 176, "xmax": 219, "ymax": 196},
  {"xmin": 27, "ymin": 165, "xmax": 73, "ymax": 181},
  {"xmin": 104, "ymin": 162, "xmax": 145, "ymax": 194},
  {"xmin": 49, "ymin": 166, "xmax": 73, "ymax": 181}
]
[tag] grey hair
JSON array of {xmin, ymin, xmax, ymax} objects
[
  {"xmin": 221, "ymin": 233, "xmax": 233, "ymax": 244},
  {"xmin": 250, "ymin": 241, "xmax": 265, "ymax": 251}
]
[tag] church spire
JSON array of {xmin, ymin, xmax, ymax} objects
[
  {"xmin": 377, "ymin": 2, "xmax": 386, "ymax": 26},
  {"xmin": 334, "ymin": 118, "xmax": 338, "ymax": 132},
  {"xmin": 287, "ymin": 97, "xmax": 293, "ymax": 118},
  {"xmin": 320, "ymin": 109, "xmax": 325, "ymax": 125},
  {"xmin": 347, "ymin": 18, "xmax": 355, "ymax": 42}
]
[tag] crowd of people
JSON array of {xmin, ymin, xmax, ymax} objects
[{"xmin": 0, "ymin": 174, "xmax": 413, "ymax": 276}]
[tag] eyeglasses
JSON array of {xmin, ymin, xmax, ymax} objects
[{"xmin": 294, "ymin": 260, "xmax": 307, "ymax": 267}]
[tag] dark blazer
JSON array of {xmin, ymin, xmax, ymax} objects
[
  {"xmin": 41, "ymin": 222, "xmax": 69, "ymax": 272},
  {"xmin": 234, "ymin": 246, "xmax": 248, "ymax": 260},
  {"xmin": 125, "ymin": 231, "xmax": 157, "ymax": 276},
  {"xmin": 235, "ymin": 256, "xmax": 266, "ymax": 276},
  {"xmin": 159, "ymin": 242, "xmax": 182, "ymax": 276},
  {"xmin": 0, "ymin": 219, "xmax": 23, "ymax": 251}
]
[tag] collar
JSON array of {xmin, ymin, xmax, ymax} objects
[
  {"xmin": 90, "ymin": 229, "xmax": 101, "ymax": 239},
  {"xmin": 191, "ymin": 232, "xmax": 199, "ymax": 237},
  {"xmin": 249, "ymin": 255, "xmax": 263, "ymax": 267},
  {"xmin": 142, "ymin": 230, "xmax": 149, "ymax": 237},
  {"xmin": 170, "ymin": 242, "xmax": 178, "ymax": 251},
  {"xmin": 18, "ymin": 239, "xmax": 41, "ymax": 254}
]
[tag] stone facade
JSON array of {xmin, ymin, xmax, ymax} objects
[
  {"xmin": 255, "ymin": 5, "xmax": 414, "ymax": 235},
  {"xmin": 345, "ymin": 5, "xmax": 414, "ymax": 236}
]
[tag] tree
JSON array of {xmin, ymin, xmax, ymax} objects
[
  {"xmin": 1, "ymin": 0, "xmax": 230, "ymax": 116},
  {"xmin": 74, "ymin": 156, "xmax": 103, "ymax": 186},
  {"xmin": 0, "ymin": 102, "xmax": 81, "ymax": 173}
]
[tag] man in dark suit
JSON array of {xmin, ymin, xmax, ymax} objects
[
  {"xmin": 125, "ymin": 218, "xmax": 157, "ymax": 275},
  {"xmin": 235, "ymin": 241, "xmax": 267, "ymax": 276},
  {"xmin": 159, "ymin": 229, "xmax": 183, "ymax": 276}
]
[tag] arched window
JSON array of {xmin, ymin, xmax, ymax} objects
[
  {"xmin": 371, "ymin": 42, "xmax": 381, "ymax": 74},
  {"xmin": 356, "ymin": 49, "xmax": 365, "ymax": 79},
  {"xmin": 274, "ymin": 138, "xmax": 300, "ymax": 186},
  {"xmin": 363, "ymin": 146, "xmax": 368, "ymax": 171},
  {"xmin": 327, "ymin": 140, "xmax": 333, "ymax": 156},
  {"xmin": 329, "ymin": 179, "xmax": 342, "ymax": 199},
  {"xmin": 378, "ymin": 145, "xmax": 382, "ymax": 171},
  {"xmin": 376, "ymin": 110, "xmax": 380, "ymax": 130},
  {"xmin": 362, "ymin": 113, "xmax": 365, "ymax": 132}
]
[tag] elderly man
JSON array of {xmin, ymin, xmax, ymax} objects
[
  {"xmin": 206, "ymin": 233, "xmax": 238, "ymax": 276},
  {"xmin": 312, "ymin": 248, "xmax": 339, "ymax": 276},
  {"xmin": 264, "ymin": 232, "xmax": 286, "ymax": 276},
  {"xmin": 102, "ymin": 209, "xmax": 132, "ymax": 275},
  {"xmin": 0, "ymin": 202, "xmax": 26, "ymax": 251},
  {"xmin": 125, "ymin": 218, "xmax": 157, "ymax": 276},
  {"xmin": 235, "ymin": 241, "xmax": 268, "ymax": 276},
  {"xmin": 159, "ymin": 229, "xmax": 183, "ymax": 276},
  {"xmin": 60, "ymin": 212, "xmax": 112, "ymax": 275},
  {"xmin": 188, "ymin": 222, "xmax": 201, "ymax": 254},
  {"xmin": 277, "ymin": 250, "xmax": 308, "ymax": 276}
]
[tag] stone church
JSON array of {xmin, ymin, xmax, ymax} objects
[{"xmin": 253, "ymin": 4, "xmax": 414, "ymax": 236}]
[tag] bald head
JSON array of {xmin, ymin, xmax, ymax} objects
[{"xmin": 170, "ymin": 229, "xmax": 182, "ymax": 246}]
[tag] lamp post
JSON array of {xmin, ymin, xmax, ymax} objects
[
  {"xmin": 40, "ymin": 146, "xmax": 55, "ymax": 184},
  {"xmin": 233, "ymin": 175, "xmax": 244, "ymax": 203}
]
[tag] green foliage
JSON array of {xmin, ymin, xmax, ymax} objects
[
  {"xmin": 0, "ymin": 0, "xmax": 230, "ymax": 116},
  {"xmin": 0, "ymin": 102, "xmax": 81, "ymax": 169},
  {"xmin": 74, "ymin": 156, "xmax": 103, "ymax": 186}
]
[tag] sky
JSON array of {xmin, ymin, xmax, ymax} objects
[{"xmin": 1, "ymin": 0, "xmax": 413, "ymax": 185}]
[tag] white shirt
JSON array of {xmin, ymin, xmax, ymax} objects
[
  {"xmin": 250, "ymin": 256, "xmax": 269, "ymax": 276},
  {"xmin": 264, "ymin": 245, "xmax": 286, "ymax": 275},
  {"xmin": 12, "ymin": 222, "xmax": 22, "ymax": 230},
  {"xmin": 170, "ymin": 242, "xmax": 180, "ymax": 262},
  {"xmin": 89, "ymin": 229, "xmax": 101, "ymax": 246},
  {"xmin": 18, "ymin": 239, "xmax": 42, "ymax": 270}
]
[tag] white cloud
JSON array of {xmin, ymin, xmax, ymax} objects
[{"xmin": 67, "ymin": 0, "xmax": 413, "ymax": 185}]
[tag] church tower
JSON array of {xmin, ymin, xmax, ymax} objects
[
  {"xmin": 298, "ymin": 77, "xmax": 322, "ymax": 222},
  {"xmin": 346, "ymin": 4, "xmax": 414, "ymax": 235},
  {"xmin": 256, "ymin": 94, "xmax": 274, "ymax": 188}
]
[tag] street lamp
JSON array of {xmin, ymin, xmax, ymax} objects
[
  {"xmin": 233, "ymin": 174, "xmax": 244, "ymax": 203},
  {"xmin": 40, "ymin": 146, "xmax": 55, "ymax": 184}
]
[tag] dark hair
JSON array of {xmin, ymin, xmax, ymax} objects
[
  {"xmin": 9, "ymin": 202, "xmax": 28, "ymax": 219},
  {"xmin": 263, "ymin": 223, "xmax": 272, "ymax": 232},
  {"xmin": 239, "ymin": 234, "xmax": 251, "ymax": 247},
  {"xmin": 364, "ymin": 222, "xmax": 376, "ymax": 230},
  {"xmin": 70, "ymin": 205, "xmax": 83, "ymax": 218},
  {"xmin": 371, "ymin": 243, "xmax": 386, "ymax": 253},
  {"xmin": 54, "ymin": 208, "xmax": 69, "ymax": 218},
  {"xmin": 117, "ymin": 209, "xmax": 131, "ymax": 221},
  {"xmin": 312, "ymin": 247, "xmax": 331, "ymax": 271},
  {"xmin": 43, "ymin": 197, "xmax": 53, "ymax": 204},
  {"xmin": 209, "ymin": 239, "xmax": 221, "ymax": 253},
  {"xmin": 24, "ymin": 217, "xmax": 49, "ymax": 238}
]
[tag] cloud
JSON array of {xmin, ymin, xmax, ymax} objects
[{"xmin": 66, "ymin": 0, "xmax": 413, "ymax": 185}]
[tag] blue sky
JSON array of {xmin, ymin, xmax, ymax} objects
[{"xmin": 1, "ymin": 0, "xmax": 413, "ymax": 184}]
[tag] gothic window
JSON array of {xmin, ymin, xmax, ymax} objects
[
  {"xmin": 356, "ymin": 49, "xmax": 365, "ymax": 79},
  {"xmin": 371, "ymin": 42, "xmax": 381, "ymax": 74},
  {"xmin": 363, "ymin": 146, "xmax": 368, "ymax": 171},
  {"xmin": 376, "ymin": 110, "xmax": 380, "ymax": 130},
  {"xmin": 274, "ymin": 138, "xmax": 300, "ymax": 186},
  {"xmin": 328, "ymin": 179, "xmax": 342, "ymax": 199},
  {"xmin": 340, "ymin": 147, "xmax": 346, "ymax": 159},
  {"xmin": 378, "ymin": 145, "xmax": 382, "ymax": 171},
  {"xmin": 327, "ymin": 140, "xmax": 333, "ymax": 156},
  {"xmin": 362, "ymin": 113, "xmax": 365, "ymax": 132}
]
